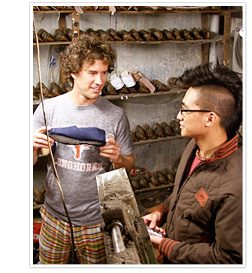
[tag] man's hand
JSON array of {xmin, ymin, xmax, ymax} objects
[
  {"xmin": 143, "ymin": 211, "xmax": 162, "ymax": 229},
  {"xmin": 33, "ymin": 126, "xmax": 54, "ymax": 165},
  {"xmin": 99, "ymin": 137, "xmax": 122, "ymax": 164},
  {"xmin": 99, "ymin": 138, "xmax": 135, "ymax": 173}
]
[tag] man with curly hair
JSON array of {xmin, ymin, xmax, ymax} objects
[
  {"xmin": 143, "ymin": 63, "xmax": 243, "ymax": 264},
  {"xmin": 33, "ymin": 35, "xmax": 135, "ymax": 264}
]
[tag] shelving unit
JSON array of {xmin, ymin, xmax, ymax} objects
[
  {"xmin": 33, "ymin": 5, "xmax": 242, "ymax": 211},
  {"xmin": 33, "ymin": 6, "xmax": 242, "ymax": 65}
]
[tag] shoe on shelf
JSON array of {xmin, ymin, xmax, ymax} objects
[
  {"xmin": 143, "ymin": 124, "xmax": 158, "ymax": 139},
  {"xmin": 121, "ymin": 71, "xmax": 136, "ymax": 88},
  {"xmin": 153, "ymin": 122, "xmax": 166, "ymax": 138},
  {"xmin": 110, "ymin": 73, "xmax": 124, "ymax": 90},
  {"xmin": 50, "ymin": 82, "xmax": 62, "ymax": 97},
  {"xmin": 135, "ymin": 125, "xmax": 148, "ymax": 140}
]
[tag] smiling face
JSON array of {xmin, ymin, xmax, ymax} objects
[{"xmin": 71, "ymin": 59, "xmax": 109, "ymax": 105}]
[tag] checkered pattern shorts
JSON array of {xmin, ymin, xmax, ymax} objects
[{"xmin": 39, "ymin": 206, "xmax": 106, "ymax": 264}]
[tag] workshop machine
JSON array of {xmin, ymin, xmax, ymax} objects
[{"xmin": 96, "ymin": 168, "xmax": 157, "ymax": 264}]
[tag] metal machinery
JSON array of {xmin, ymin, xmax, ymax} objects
[{"xmin": 96, "ymin": 168, "xmax": 157, "ymax": 264}]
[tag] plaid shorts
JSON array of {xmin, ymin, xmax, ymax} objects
[{"xmin": 39, "ymin": 206, "xmax": 106, "ymax": 264}]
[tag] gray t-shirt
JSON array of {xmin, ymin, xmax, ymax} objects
[{"xmin": 33, "ymin": 93, "xmax": 133, "ymax": 226}]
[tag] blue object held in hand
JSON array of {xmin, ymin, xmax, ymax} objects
[{"xmin": 48, "ymin": 126, "xmax": 106, "ymax": 146}]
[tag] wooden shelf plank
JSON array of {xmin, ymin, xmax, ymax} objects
[
  {"xmin": 33, "ymin": 7, "xmax": 241, "ymax": 15},
  {"xmin": 133, "ymin": 135, "xmax": 184, "ymax": 145},
  {"xmin": 33, "ymin": 34, "xmax": 223, "ymax": 46},
  {"xmin": 33, "ymin": 88, "xmax": 186, "ymax": 106}
]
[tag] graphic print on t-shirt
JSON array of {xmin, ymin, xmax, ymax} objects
[
  {"xmin": 54, "ymin": 142, "xmax": 107, "ymax": 172},
  {"xmin": 71, "ymin": 144, "xmax": 91, "ymax": 161}
]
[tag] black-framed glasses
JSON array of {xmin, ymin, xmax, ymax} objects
[{"xmin": 180, "ymin": 109, "xmax": 211, "ymax": 115}]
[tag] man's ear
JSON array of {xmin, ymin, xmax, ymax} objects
[
  {"xmin": 205, "ymin": 112, "xmax": 218, "ymax": 127},
  {"xmin": 71, "ymin": 73, "xmax": 77, "ymax": 80}
]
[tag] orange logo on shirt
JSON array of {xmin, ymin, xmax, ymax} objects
[{"xmin": 71, "ymin": 144, "xmax": 91, "ymax": 161}]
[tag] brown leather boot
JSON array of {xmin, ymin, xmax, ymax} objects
[
  {"xmin": 97, "ymin": 29, "xmax": 109, "ymax": 41},
  {"xmin": 130, "ymin": 29, "xmax": 142, "ymax": 41},
  {"xmin": 163, "ymin": 29, "xmax": 175, "ymax": 40},
  {"xmin": 36, "ymin": 82, "xmax": 52, "ymax": 98},
  {"xmin": 151, "ymin": 80, "xmax": 169, "ymax": 91},
  {"xmin": 161, "ymin": 122, "xmax": 175, "ymax": 136},
  {"xmin": 181, "ymin": 29, "xmax": 194, "ymax": 40},
  {"xmin": 156, "ymin": 170, "xmax": 167, "ymax": 185},
  {"xmin": 143, "ymin": 124, "xmax": 157, "ymax": 139},
  {"xmin": 139, "ymin": 30, "xmax": 152, "ymax": 41},
  {"xmin": 33, "ymin": 86, "xmax": 40, "ymax": 100},
  {"xmin": 105, "ymin": 82, "xmax": 118, "ymax": 95},
  {"xmin": 135, "ymin": 125, "xmax": 148, "ymax": 140},
  {"xmin": 153, "ymin": 123, "xmax": 166, "ymax": 137},
  {"xmin": 200, "ymin": 28, "xmax": 211, "ymax": 39},
  {"xmin": 149, "ymin": 28, "xmax": 164, "ymax": 41},
  {"xmin": 54, "ymin": 29, "xmax": 68, "ymax": 41},
  {"xmin": 172, "ymin": 28, "xmax": 184, "ymax": 41},
  {"xmin": 169, "ymin": 119, "xmax": 181, "ymax": 135},
  {"xmin": 191, "ymin": 27, "xmax": 203, "ymax": 39},
  {"xmin": 50, "ymin": 82, "xmax": 62, "ymax": 97},
  {"xmin": 149, "ymin": 173, "xmax": 160, "ymax": 186},
  {"xmin": 130, "ymin": 131, "xmax": 140, "ymax": 142},
  {"xmin": 136, "ymin": 82, "xmax": 150, "ymax": 93},
  {"xmin": 38, "ymin": 29, "xmax": 55, "ymax": 42},
  {"xmin": 119, "ymin": 30, "xmax": 135, "ymax": 41}
]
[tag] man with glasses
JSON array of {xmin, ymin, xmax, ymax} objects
[{"xmin": 143, "ymin": 63, "xmax": 242, "ymax": 264}]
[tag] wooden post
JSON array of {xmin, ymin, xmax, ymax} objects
[
  {"xmin": 223, "ymin": 10, "xmax": 231, "ymax": 66},
  {"xmin": 201, "ymin": 13, "xmax": 210, "ymax": 64},
  {"xmin": 71, "ymin": 13, "xmax": 80, "ymax": 42}
]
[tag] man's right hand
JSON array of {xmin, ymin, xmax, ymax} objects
[{"xmin": 33, "ymin": 126, "xmax": 54, "ymax": 164}]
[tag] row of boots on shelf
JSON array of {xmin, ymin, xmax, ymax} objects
[
  {"xmin": 33, "ymin": 80, "xmax": 72, "ymax": 100},
  {"xmin": 33, "ymin": 75, "xmax": 169, "ymax": 100},
  {"xmin": 34, "ymin": 27, "xmax": 211, "ymax": 43},
  {"xmin": 131, "ymin": 120, "xmax": 181, "ymax": 142},
  {"xmin": 129, "ymin": 167, "xmax": 175, "ymax": 191},
  {"xmin": 86, "ymin": 27, "xmax": 211, "ymax": 42}
]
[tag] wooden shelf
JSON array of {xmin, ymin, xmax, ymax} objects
[
  {"xmin": 133, "ymin": 135, "xmax": 184, "ymax": 145},
  {"xmin": 33, "ymin": 88, "xmax": 186, "ymax": 106},
  {"xmin": 33, "ymin": 7, "xmax": 241, "ymax": 15},
  {"xmin": 33, "ymin": 34, "xmax": 223, "ymax": 47},
  {"xmin": 105, "ymin": 89, "xmax": 186, "ymax": 101},
  {"xmin": 33, "ymin": 41, "xmax": 71, "ymax": 46}
]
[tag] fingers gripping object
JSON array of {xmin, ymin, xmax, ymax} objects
[{"xmin": 146, "ymin": 226, "xmax": 163, "ymax": 237}]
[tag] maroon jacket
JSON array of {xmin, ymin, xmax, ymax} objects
[{"xmin": 156, "ymin": 135, "xmax": 242, "ymax": 264}]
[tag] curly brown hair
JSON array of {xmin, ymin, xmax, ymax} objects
[{"xmin": 61, "ymin": 34, "xmax": 117, "ymax": 80}]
